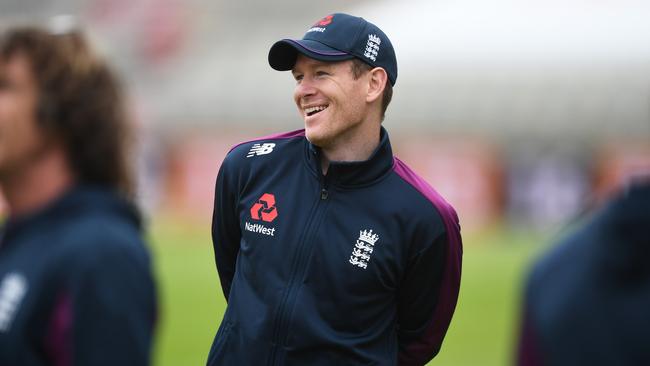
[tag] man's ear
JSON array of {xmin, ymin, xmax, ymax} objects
[{"xmin": 366, "ymin": 67, "xmax": 387, "ymax": 103}]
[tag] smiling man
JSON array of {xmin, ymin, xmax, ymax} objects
[{"xmin": 208, "ymin": 13, "xmax": 462, "ymax": 366}]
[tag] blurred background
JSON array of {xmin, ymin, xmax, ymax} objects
[{"xmin": 2, "ymin": 0, "xmax": 649, "ymax": 365}]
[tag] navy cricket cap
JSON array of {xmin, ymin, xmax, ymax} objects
[{"xmin": 268, "ymin": 13, "xmax": 398, "ymax": 86}]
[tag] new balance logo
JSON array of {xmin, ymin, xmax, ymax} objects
[
  {"xmin": 247, "ymin": 143, "xmax": 275, "ymax": 158},
  {"xmin": 349, "ymin": 229, "xmax": 380, "ymax": 270}
]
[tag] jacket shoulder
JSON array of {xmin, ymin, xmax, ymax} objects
[
  {"xmin": 227, "ymin": 129, "xmax": 305, "ymax": 158},
  {"xmin": 391, "ymin": 157, "xmax": 462, "ymax": 253},
  {"xmin": 391, "ymin": 157, "xmax": 460, "ymax": 227},
  {"xmin": 60, "ymin": 212, "xmax": 147, "ymax": 260},
  {"xmin": 221, "ymin": 129, "xmax": 305, "ymax": 171}
]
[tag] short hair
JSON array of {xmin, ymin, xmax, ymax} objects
[
  {"xmin": 0, "ymin": 27, "xmax": 134, "ymax": 198},
  {"xmin": 350, "ymin": 58, "xmax": 393, "ymax": 121}
]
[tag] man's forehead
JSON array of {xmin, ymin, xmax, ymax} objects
[{"xmin": 291, "ymin": 55, "xmax": 348, "ymax": 72}]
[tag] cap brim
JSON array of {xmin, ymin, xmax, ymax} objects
[{"xmin": 268, "ymin": 39, "xmax": 354, "ymax": 71}]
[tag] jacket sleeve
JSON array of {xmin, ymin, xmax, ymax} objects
[
  {"xmin": 516, "ymin": 257, "xmax": 549, "ymax": 366},
  {"xmin": 44, "ymin": 244, "xmax": 156, "ymax": 366},
  {"xmin": 516, "ymin": 306, "xmax": 545, "ymax": 366},
  {"xmin": 211, "ymin": 155, "xmax": 242, "ymax": 301},
  {"xmin": 397, "ymin": 217, "xmax": 463, "ymax": 365}
]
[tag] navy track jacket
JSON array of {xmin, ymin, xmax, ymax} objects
[
  {"xmin": 209, "ymin": 128, "xmax": 462, "ymax": 366},
  {"xmin": 518, "ymin": 183, "xmax": 650, "ymax": 366},
  {"xmin": 0, "ymin": 186, "xmax": 156, "ymax": 366}
]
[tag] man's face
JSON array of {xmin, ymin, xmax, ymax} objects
[
  {"xmin": 0, "ymin": 54, "xmax": 49, "ymax": 178},
  {"xmin": 292, "ymin": 54, "xmax": 370, "ymax": 149}
]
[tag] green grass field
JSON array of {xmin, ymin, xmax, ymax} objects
[{"xmin": 149, "ymin": 219, "xmax": 547, "ymax": 366}]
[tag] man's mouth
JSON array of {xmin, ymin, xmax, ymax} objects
[{"xmin": 304, "ymin": 105, "xmax": 329, "ymax": 117}]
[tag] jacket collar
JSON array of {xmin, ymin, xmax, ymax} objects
[{"xmin": 305, "ymin": 127, "xmax": 394, "ymax": 188}]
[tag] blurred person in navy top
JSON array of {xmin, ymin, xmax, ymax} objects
[
  {"xmin": 0, "ymin": 25, "xmax": 156, "ymax": 365},
  {"xmin": 208, "ymin": 13, "xmax": 462, "ymax": 366},
  {"xmin": 518, "ymin": 178, "xmax": 650, "ymax": 366}
]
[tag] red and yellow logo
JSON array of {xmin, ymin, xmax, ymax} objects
[{"xmin": 250, "ymin": 193, "xmax": 278, "ymax": 222}]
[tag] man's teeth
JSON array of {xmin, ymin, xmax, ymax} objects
[{"xmin": 305, "ymin": 105, "xmax": 328, "ymax": 115}]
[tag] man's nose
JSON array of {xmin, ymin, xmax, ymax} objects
[{"xmin": 294, "ymin": 78, "xmax": 317, "ymax": 100}]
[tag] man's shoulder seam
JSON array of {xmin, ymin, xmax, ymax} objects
[
  {"xmin": 391, "ymin": 157, "xmax": 456, "ymax": 218},
  {"xmin": 227, "ymin": 129, "xmax": 305, "ymax": 154}
]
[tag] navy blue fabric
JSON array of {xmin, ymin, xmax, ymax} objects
[
  {"xmin": 209, "ymin": 128, "xmax": 461, "ymax": 365},
  {"xmin": 0, "ymin": 186, "xmax": 156, "ymax": 366},
  {"xmin": 268, "ymin": 13, "xmax": 398, "ymax": 86},
  {"xmin": 519, "ymin": 183, "xmax": 650, "ymax": 365}
]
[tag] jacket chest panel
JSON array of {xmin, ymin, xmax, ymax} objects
[{"xmin": 236, "ymin": 179, "xmax": 407, "ymax": 295}]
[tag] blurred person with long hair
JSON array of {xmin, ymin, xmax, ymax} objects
[{"xmin": 0, "ymin": 24, "xmax": 156, "ymax": 365}]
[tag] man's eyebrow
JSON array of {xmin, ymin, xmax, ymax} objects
[{"xmin": 291, "ymin": 68, "xmax": 303, "ymax": 76}]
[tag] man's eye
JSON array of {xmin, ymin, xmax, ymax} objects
[
  {"xmin": 293, "ymin": 75, "xmax": 303, "ymax": 83},
  {"xmin": 316, "ymin": 71, "xmax": 329, "ymax": 77}
]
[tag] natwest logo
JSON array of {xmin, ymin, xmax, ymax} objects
[{"xmin": 250, "ymin": 193, "xmax": 278, "ymax": 222}]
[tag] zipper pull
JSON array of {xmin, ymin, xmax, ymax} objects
[{"xmin": 320, "ymin": 188, "xmax": 329, "ymax": 200}]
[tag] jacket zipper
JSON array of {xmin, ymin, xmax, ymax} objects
[{"xmin": 268, "ymin": 178, "xmax": 329, "ymax": 365}]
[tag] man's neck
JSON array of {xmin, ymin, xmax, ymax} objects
[
  {"xmin": 320, "ymin": 122, "xmax": 381, "ymax": 174},
  {"xmin": 1, "ymin": 150, "xmax": 74, "ymax": 218}
]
